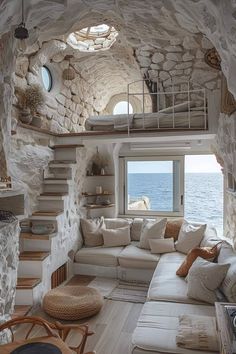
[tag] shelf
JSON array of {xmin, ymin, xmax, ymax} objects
[
  {"xmin": 86, "ymin": 174, "xmax": 114, "ymax": 177},
  {"xmin": 84, "ymin": 203, "xmax": 115, "ymax": 210},
  {"xmin": 82, "ymin": 192, "xmax": 113, "ymax": 197}
]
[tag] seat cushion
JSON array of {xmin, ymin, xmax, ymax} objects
[
  {"xmin": 74, "ymin": 246, "xmax": 124, "ymax": 267},
  {"xmin": 132, "ymin": 301, "xmax": 216, "ymax": 354},
  {"xmin": 147, "ymin": 252, "xmax": 208, "ymax": 304},
  {"xmin": 118, "ymin": 243, "xmax": 160, "ymax": 269}
]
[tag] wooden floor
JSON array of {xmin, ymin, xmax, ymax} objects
[{"xmin": 16, "ymin": 275, "xmax": 143, "ymax": 354}]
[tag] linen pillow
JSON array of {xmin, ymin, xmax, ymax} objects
[
  {"xmin": 187, "ymin": 257, "xmax": 230, "ymax": 304},
  {"xmin": 176, "ymin": 243, "xmax": 221, "ymax": 277},
  {"xmin": 176, "ymin": 314, "xmax": 219, "ymax": 352},
  {"xmin": 104, "ymin": 218, "xmax": 131, "ymax": 229},
  {"xmin": 164, "ymin": 218, "xmax": 183, "ymax": 241},
  {"xmin": 149, "ymin": 238, "xmax": 175, "ymax": 254},
  {"xmin": 139, "ymin": 218, "xmax": 167, "ymax": 250},
  {"xmin": 218, "ymin": 241, "xmax": 236, "ymax": 302},
  {"xmin": 175, "ymin": 220, "xmax": 206, "ymax": 254},
  {"xmin": 130, "ymin": 218, "xmax": 143, "ymax": 241},
  {"xmin": 102, "ymin": 226, "xmax": 131, "ymax": 247},
  {"xmin": 80, "ymin": 217, "xmax": 104, "ymax": 247}
]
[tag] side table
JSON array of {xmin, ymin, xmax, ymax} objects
[{"xmin": 215, "ymin": 302, "xmax": 236, "ymax": 354}]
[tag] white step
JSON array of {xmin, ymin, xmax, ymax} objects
[
  {"xmin": 15, "ymin": 279, "xmax": 42, "ymax": 306},
  {"xmin": 44, "ymin": 179, "xmax": 71, "ymax": 185},
  {"xmin": 37, "ymin": 199, "xmax": 65, "ymax": 211},
  {"xmin": 22, "ymin": 238, "xmax": 52, "ymax": 252},
  {"xmin": 37, "ymin": 195, "xmax": 67, "ymax": 201},
  {"xmin": 43, "ymin": 183, "xmax": 69, "ymax": 194}
]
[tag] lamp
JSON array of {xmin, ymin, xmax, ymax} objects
[{"xmin": 14, "ymin": 0, "xmax": 29, "ymax": 53}]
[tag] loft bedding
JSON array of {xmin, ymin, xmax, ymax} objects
[{"xmin": 85, "ymin": 101, "xmax": 207, "ymax": 131}]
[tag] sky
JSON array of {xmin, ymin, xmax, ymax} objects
[{"xmin": 128, "ymin": 155, "xmax": 222, "ymax": 173}]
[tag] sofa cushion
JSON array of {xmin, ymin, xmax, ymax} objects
[
  {"xmin": 149, "ymin": 238, "xmax": 175, "ymax": 254},
  {"xmin": 187, "ymin": 257, "xmax": 230, "ymax": 304},
  {"xmin": 118, "ymin": 243, "xmax": 160, "ymax": 269},
  {"xmin": 218, "ymin": 241, "xmax": 236, "ymax": 302},
  {"xmin": 102, "ymin": 226, "xmax": 131, "ymax": 247},
  {"xmin": 80, "ymin": 217, "xmax": 104, "ymax": 247},
  {"xmin": 147, "ymin": 252, "xmax": 207, "ymax": 304},
  {"xmin": 131, "ymin": 218, "xmax": 143, "ymax": 241},
  {"xmin": 132, "ymin": 301, "xmax": 216, "ymax": 354},
  {"xmin": 200, "ymin": 226, "xmax": 220, "ymax": 248},
  {"xmin": 176, "ymin": 245, "xmax": 219, "ymax": 277},
  {"xmin": 74, "ymin": 246, "xmax": 124, "ymax": 267},
  {"xmin": 165, "ymin": 218, "xmax": 183, "ymax": 241},
  {"xmin": 175, "ymin": 221, "xmax": 206, "ymax": 254},
  {"xmin": 104, "ymin": 218, "xmax": 132, "ymax": 229},
  {"xmin": 139, "ymin": 218, "xmax": 167, "ymax": 250}
]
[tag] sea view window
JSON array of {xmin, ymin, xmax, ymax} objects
[{"xmin": 122, "ymin": 156, "xmax": 184, "ymax": 216}]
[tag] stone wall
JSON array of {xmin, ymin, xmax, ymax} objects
[{"xmin": 0, "ymin": 220, "xmax": 20, "ymax": 342}]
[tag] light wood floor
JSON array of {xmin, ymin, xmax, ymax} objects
[{"xmin": 15, "ymin": 276, "xmax": 143, "ymax": 354}]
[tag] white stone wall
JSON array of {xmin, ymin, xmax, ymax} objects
[{"xmin": 0, "ymin": 220, "xmax": 20, "ymax": 342}]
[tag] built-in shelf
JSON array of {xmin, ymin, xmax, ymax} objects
[
  {"xmin": 84, "ymin": 203, "xmax": 115, "ymax": 210},
  {"xmin": 82, "ymin": 192, "xmax": 113, "ymax": 197},
  {"xmin": 86, "ymin": 174, "xmax": 114, "ymax": 177}
]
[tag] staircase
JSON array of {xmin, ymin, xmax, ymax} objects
[{"xmin": 15, "ymin": 144, "xmax": 84, "ymax": 310}]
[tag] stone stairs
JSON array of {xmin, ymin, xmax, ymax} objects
[{"xmin": 15, "ymin": 144, "xmax": 83, "ymax": 309}]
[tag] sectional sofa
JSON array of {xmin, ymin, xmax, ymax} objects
[{"xmin": 74, "ymin": 217, "xmax": 236, "ymax": 354}]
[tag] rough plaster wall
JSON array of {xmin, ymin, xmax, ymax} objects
[{"xmin": 0, "ymin": 220, "xmax": 20, "ymax": 341}]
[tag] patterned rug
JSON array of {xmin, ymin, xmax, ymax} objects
[{"xmin": 106, "ymin": 280, "xmax": 149, "ymax": 303}]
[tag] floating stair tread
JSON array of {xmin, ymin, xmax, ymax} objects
[
  {"xmin": 17, "ymin": 277, "xmax": 41, "ymax": 289},
  {"xmin": 51, "ymin": 144, "xmax": 84, "ymax": 149},
  {"xmin": 19, "ymin": 251, "xmax": 50, "ymax": 261},
  {"xmin": 32, "ymin": 210, "xmax": 63, "ymax": 216},
  {"xmin": 50, "ymin": 160, "xmax": 76, "ymax": 164},
  {"xmin": 12, "ymin": 305, "xmax": 32, "ymax": 319},
  {"xmin": 40, "ymin": 192, "xmax": 68, "ymax": 197},
  {"xmin": 20, "ymin": 232, "xmax": 54, "ymax": 240}
]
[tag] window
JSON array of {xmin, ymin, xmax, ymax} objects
[
  {"xmin": 184, "ymin": 155, "xmax": 223, "ymax": 236},
  {"xmin": 79, "ymin": 24, "xmax": 111, "ymax": 38},
  {"xmin": 113, "ymin": 101, "xmax": 133, "ymax": 115},
  {"xmin": 41, "ymin": 66, "xmax": 52, "ymax": 92},
  {"xmin": 121, "ymin": 156, "xmax": 184, "ymax": 216}
]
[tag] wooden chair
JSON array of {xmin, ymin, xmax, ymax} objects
[{"xmin": 0, "ymin": 316, "xmax": 95, "ymax": 354}]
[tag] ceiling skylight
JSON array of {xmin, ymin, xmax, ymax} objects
[{"xmin": 67, "ymin": 24, "xmax": 118, "ymax": 52}]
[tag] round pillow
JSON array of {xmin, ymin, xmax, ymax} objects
[{"xmin": 43, "ymin": 286, "xmax": 104, "ymax": 320}]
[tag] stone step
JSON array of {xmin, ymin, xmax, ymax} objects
[
  {"xmin": 50, "ymin": 160, "xmax": 76, "ymax": 165},
  {"xmin": 43, "ymin": 179, "xmax": 70, "ymax": 184},
  {"xmin": 32, "ymin": 210, "xmax": 63, "ymax": 217},
  {"xmin": 20, "ymin": 232, "xmax": 53, "ymax": 241},
  {"xmin": 51, "ymin": 144, "xmax": 84, "ymax": 149},
  {"xmin": 38, "ymin": 194, "xmax": 67, "ymax": 201},
  {"xmin": 44, "ymin": 177, "xmax": 71, "ymax": 181},
  {"xmin": 12, "ymin": 305, "xmax": 32, "ymax": 319},
  {"xmin": 40, "ymin": 192, "xmax": 68, "ymax": 197},
  {"xmin": 16, "ymin": 277, "xmax": 41, "ymax": 290},
  {"xmin": 19, "ymin": 251, "xmax": 50, "ymax": 261}
]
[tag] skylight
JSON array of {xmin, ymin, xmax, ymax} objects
[{"xmin": 67, "ymin": 24, "xmax": 118, "ymax": 52}]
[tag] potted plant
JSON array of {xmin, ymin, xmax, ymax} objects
[{"xmin": 18, "ymin": 85, "xmax": 45, "ymax": 126}]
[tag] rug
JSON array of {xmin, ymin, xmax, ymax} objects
[{"xmin": 105, "ymin": 280, "xmax": 149, "ymax": 303}]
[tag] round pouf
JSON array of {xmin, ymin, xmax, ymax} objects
[{"xmin": 42, "ymin": 286, "xmax": 104, "ymax": 320}]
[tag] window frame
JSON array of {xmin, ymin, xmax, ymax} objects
[{"xmin": 119, "ymin": 155, "xmax": 184, "ymax": 217}]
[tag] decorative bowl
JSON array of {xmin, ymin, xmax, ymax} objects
[{"xmin": 31, "ymin": 224, "xmax": 55, "ymax": 235}]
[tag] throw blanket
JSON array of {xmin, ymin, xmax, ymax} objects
[{"xmin": 176, "ymin": 314, "xmax": 219, "ymax": 352}]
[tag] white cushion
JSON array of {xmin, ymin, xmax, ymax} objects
[
  {"xmin": 139, "ymin": 218, "xmax": 167, "ymax": 250},
  {"xmin": 147, "ymin": 252, "xmax": 205, "ymax": 304},
  {"xmin": 187, "ymin": 257, "xmax": 230, "ymax": 304},
  {"xmin": 104, "ymin": 218, "xmax": 131, "ymax": 229},
  {"xmin": 175, "ymin": 220, "xmax": 206, "ymax": 254},
  {"xmin": 200, "ymin": 226, "xmax": 220, "ymax": 248},
  {"xmin": 74, "ymin": 246, "xmax": 124, "ymax": 267},
  {"xmin": 131, "ymin": 218, "xmax": 143, "ymax": 241},
  {"xmin": 149, "ymin": 238, "xmax": 175, "ymax": 254},
  {"xmin": 80, "ymin": 217, "xmax": 104, "ymax": 247},
  {"xmin": 118, "ymin": 243, "xmax": 160, "ymax": 269},
  {"xmin": 102, "ymin": 226, "xmax": 131, "ymax": 247},
  {"xmin": 176, "ymin": 314, "xmax": 219, "ymax": 352},
  {"xmin": 132, "ymin": 301, "xmax": 216, "ymax": 354},
  {"xmin": 218, "ymin": 241, "xmax": 236, "ymax": 301}
]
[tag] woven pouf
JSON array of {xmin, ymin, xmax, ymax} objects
[{"xmin": 42, "ymin": 286, "xmax": 104, "ymax": 320}]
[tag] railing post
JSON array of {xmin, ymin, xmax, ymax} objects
[{"xmin": 188, "ymin": 81, "xmax": 191, "ymax": 129}]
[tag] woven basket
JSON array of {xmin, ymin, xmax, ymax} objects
[{"xmin": 43, "ymin": 286, "xmax": 104, "ymax": 320}]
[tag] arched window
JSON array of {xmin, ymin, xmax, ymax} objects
[
  {"xmin": 113, "ymin": 101, "xmax": 133, "ymax": 115},
  {"xmin": 41, "ymin": 66, "xmax": 52, "ymax": 92}
]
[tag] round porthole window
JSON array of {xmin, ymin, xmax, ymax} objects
[{"xmin": 41, "ymin": 66, "xmax": 52, "ymax": 92}]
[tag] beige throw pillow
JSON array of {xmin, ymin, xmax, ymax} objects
[
  {"xmin": 149, "ymin": 238, "xmax": 175, "ymax": 254},
  {"xmin": 175, "ymin": 220, "xmax": 206, "ymax": 254},
  {"xmin": 187, "ymin": 257, "xmax": 230, "ymax": 304},
  {"xmin": 80, "ymin": 217, "xmax": 104, "ymax": 247},
  {"xmin": 176, "ymin": 314, "xmax": 219, "ymax": 352},
  {"xmin": 139, "ymin": 218, "xmax": 167, "ymax": 250},
  {"xmin": 131, "ymin": 218, "xmax": 143, "ymax": 241},
  {"xmin": 102, "ymin": 226, "xmax": 131, "ymax": 247}
]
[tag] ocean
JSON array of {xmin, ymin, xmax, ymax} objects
[{"xmin": 127, "ymin": 173, "xmax": 223, "ymax": 236}]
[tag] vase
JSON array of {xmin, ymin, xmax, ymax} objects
[
  {"xmin": 19, "ymin": 109, "xmax": 32, "ymax": 124},
  {"xmin": 31, "ymin": 115, "xmax": 42, "ymax": 128}
]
